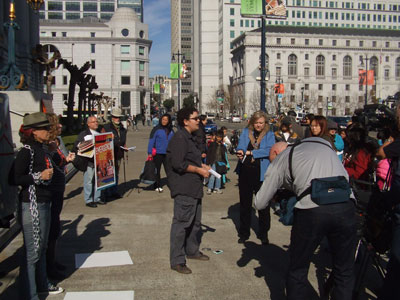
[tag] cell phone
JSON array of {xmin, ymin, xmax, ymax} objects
[{"xmin": 213, "ymin": 250, "xmax": 223, "ymax": 254}]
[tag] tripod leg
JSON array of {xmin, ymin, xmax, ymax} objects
[{"xmin": 353, "ymin": 240, "xmax": 371, "ymax": 300}]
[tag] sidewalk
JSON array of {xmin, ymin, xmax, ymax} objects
[{"xmin": 0, "ymin": 124, "xmax": 378, "ymax": 300}]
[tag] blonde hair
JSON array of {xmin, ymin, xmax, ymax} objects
[
  {"xmin": 46, "ymin": 113, "xmax": 59, "ymax": 141},
  {"xmin": 247, "ymin": 111, "xmax": 270, "ymax": 149}
]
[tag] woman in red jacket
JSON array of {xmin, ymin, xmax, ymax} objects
[{"xmin": 343, "ymin": 123, "xmax": 376, "ymax": 180}]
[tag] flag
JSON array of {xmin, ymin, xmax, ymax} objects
[
  {"xmin": 170, "ymin": 63, "xmax": 179, "ymax": 79},
  {"xmin": 154, "ymin": 83, "xmax": 160, "ymax": 94},
  {"xmin": 359, "ymin": 70, "xmax": 375, "ymax": 85},
  {"xmin": 241, "ymin": 0, "xmax": 262, "ymax": 16},
  {"xmin": 274, "ymin": 83, "xmax": 284, "ymax": 94}
]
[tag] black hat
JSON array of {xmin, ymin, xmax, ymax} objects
[
  {"xmin": 23, "ymin": 112, "xmax": 50, "ymax": 129},
  {"xmin": 281, "ymin": 116, "xmax": 292, "ymax": 126},
  {"xmin": 327, "ymin": 119, "xmax": 338, "ymax": 129}
]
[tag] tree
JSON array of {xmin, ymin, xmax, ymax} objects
[
  {"xmin": 163, "ymin": 99, "xmax": 174, "ymax": 112},
  {"xmin": 183, "ymin": 95, "xmax": 195, "ymax": 108},
  {"xmin": 57, "ymin": 59, "xmax": 91, "ymax": 131}
]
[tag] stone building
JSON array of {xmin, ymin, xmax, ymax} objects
[
  {"xmin": 40, "ymin": 7, "xmax": 152, "ymax": 116},
  {"xmin": 231, "ymin": 26, "xmax": 400, "ymax": 116}
]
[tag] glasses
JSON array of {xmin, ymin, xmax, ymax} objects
[{"xmin": 189, "ymin": 117, "xmax": 200, "ymax": 121}]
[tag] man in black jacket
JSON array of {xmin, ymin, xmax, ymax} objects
[
  {"xmin": 167, "ymin": 108, "xmax": 211, "ymax": 274},
  {"xmin": 73, "ymin": 116, "xmax": 105, "ymax": 207},
  {"xmin": 102, "ymin": 108, "xmax": 127, "ymax": 199}
]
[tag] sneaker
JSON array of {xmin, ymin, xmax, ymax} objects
[
  {"xmin": 38, "ymin": 284, "xmax": 64, "ymax": 295},
  {"xmin": 213, "ymin": 189, "xmax": 223, "ymax": 194},
  {"xmin": 158, "ymin": 187, "xmax": 163, "ymax": 193},
  {"xmin": 206, "ymin": 189, "xmax": 212, "ymax": 195}
]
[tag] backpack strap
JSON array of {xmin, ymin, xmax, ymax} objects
[{"xmin": 288, "ymin": 139, "xmax": 334, "ymax": 201}]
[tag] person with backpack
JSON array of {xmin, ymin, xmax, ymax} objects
[
  {"xmin": 255, "ymin": 139, "xmax": 357, "ymax": 300},
  {"xmin": 206, "ymin": 129, "xmax": 228, "ymax": 194}
]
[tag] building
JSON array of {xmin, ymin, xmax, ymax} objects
[
  {"xmin": 231, "ymin": 26, "xmax": 400, "ymax": 116},
  {"xmin": 40, "ymin": 7, "xmax": 152, "ymax": 117},
  {"xmin": 170, "ymin": 0, "xmax": 196, "ymax": 108},
  {"xmin": 192, "ymin": 0, "xmax": 400, "ymax": 113},
  {"xmin": 39, "ymin": 0, "xmax": 143, "ymax": 22}
]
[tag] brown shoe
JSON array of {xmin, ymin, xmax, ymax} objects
[
  {"xmin": 171, "ymin": 263, "xmax": 192, "ymax": 274},
  {"xmin": 187, "ymin": 252, "xmax": 210, "ymax": 261}
]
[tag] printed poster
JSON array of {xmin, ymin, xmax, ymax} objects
[{"xmin": 94, "ymin": 132, "xmax": 116, "ymax": 190}]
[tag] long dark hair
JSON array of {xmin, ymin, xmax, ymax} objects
[
  {"xmin": 345, "ymin": 123, "xmax": 377, "ymax": 163},
  {"xmin": 311, "ymin": 116, "xmax": 328, "ymax": 137}
]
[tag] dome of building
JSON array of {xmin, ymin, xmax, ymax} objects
[{"xmin": 108, "ymin": 7, "xmax": 139, "ymax": 24}]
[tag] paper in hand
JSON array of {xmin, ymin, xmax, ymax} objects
[
  {"xmin": 208, "ymin": 168, "xmax": 221, "ymax": 179},
  {"xmin": 120, "ymin": 146, "xmax": 136, "ymax": 151}
]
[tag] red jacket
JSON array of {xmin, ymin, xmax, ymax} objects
[{"xmin": 344, "ymin": 149, "xmax": 371, "ymax": 180}]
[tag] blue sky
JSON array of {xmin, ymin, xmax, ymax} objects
[{"xmin": 143, "ymin": 0, "xmax": 171, "ymax": 77}]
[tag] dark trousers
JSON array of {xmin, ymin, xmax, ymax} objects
[
  {"xmin": 238, "ymin": 170, "xmax": 270, "ymax": 240},
  {"xmin": 153, "ymin": 154, "xmax": 167, "ymax": 189},
  {"xmin": 170, "ymin": 195, "xmax": 202, "ymax": 267},
  {"xmin": 47, "ymin": 190, "xmax": 64, "ymax": 270},
  {"xmin": 286, "ymin": 201, "xmax": 357, "ymax": 300},
  {"xmin": 377, "ymin": 203, "xmax": 400, "ymax": 300}
]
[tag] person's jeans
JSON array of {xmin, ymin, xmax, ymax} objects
[
  {"xmin": 84, "ymin": 166, "xmax": 101, "ymax": 203},
  {"xmin": 19, "ymin": 202, "xmax": 51, "ymax": 300},
  {"xmin": 207, "ymin": 164, "xmax": 221, "ymax": 190},
  {"xmin": 170, "ymin": 195, "xmax": 202, "ymax": 266},
  {"xmin": 286, "ymin": 201, "xmax": 357, "ymax": 300}
]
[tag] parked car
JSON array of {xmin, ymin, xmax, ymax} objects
[
  {"xmin": 206, "ymin": 113, "xmax": 216, "ymax": 121},
  {"xmin": 327, "ymin": 116, "xmax": 352, "ymax": 129},
  {"xmin": 231, "ymin": 115, "xmax": 241, "ymax": 123},
  {"xmin": 204, "ymin": 119, "xmax": 217, "ymax": 134}
]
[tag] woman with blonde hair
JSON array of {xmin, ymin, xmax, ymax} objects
[{"xmin": 235, "ymin": 111, "xmax": 275, "ymax": 245}]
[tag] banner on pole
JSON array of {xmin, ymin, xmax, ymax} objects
[
  {"xmin": 154, "ymin": 83, "xmax": 160, "ymax": 94},
  {"xmin": 274, "ymin": 83, "xmax": 285, "ymax": 94},
  {"xmin": 241, "ymin": 0, "xmax": 287, "ymax": 19},
  {"xmin": 94, "ymin": 132, "xmax": 116, "ymax": 191},
  {"xmin": 359, "ymin": 70, "xmax": 375, "ymax": 85},
  {"xmin": 170, "ymin": 63, "xmax": 179, "ymax": 79},
  {"xmin": 241, "ymin": 0, "xmax": 263, "ymax": 16}
]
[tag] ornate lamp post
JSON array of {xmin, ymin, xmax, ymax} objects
[{"xmin": 26, "ymin": 0, "xmax": 44, "ymax": 11}]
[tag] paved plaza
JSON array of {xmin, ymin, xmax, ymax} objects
[{"xmin": 0, "ymin": 123, "xmax": 381, "ymax": 300}]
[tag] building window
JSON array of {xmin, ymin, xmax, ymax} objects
[
  {"xmin": 91, "ymin": 32, "xmax": 95, "ymax": 38},
  {"xmin": 230, "ymin": 31, "xmax": 235, "ymax": 38},
  {"xmin": 396, "ymin": 57, "xmax": 400, "ymax": 78},
  {"xmin": 276, "ymin": 66, "xmax": 281, "ymax": 77},
  {"xmin": 63, "ymin": 94, "xmax": 68, "ymax": 101},
  {"xmin": 291, "ymin": 38, "xmax": 295, "ymax": 45},
  {"xmin": 277, "ymin": 38, "xmax": 281, "ymax": 45},
  {"xmin": 121, "ymin": 45, "xmax": 130, "ymax": 54},
  {"xmin": 63, "ymin": 76, "xmax": 68, "ymax": 85},
  {"xmin": 83, "ymin": 2, "xmax": 97, "ymax": 11},
  {"xmin": 62, "ymin": 32, "xmax": 67, "ymax": 37},
  {"xmin": 385, "ymin": 56, "xmax": 389, "ymax": 63},
  {"xmin": 66, "ymin": 2, "xmax": 80, "ymax": 11},
  {"xmin": 230, "ymin": 19, "xmax": 235, "ymax": 26},
  {"xmin": 121, "ymin": 76, "xmax": 131, "ymax": 85},
  {"xmin": 319, "ymin": 39, "xmax": 323, "ymax": 46},
  {"xmin": 230, "ymin": 8, "xmax": 234, "ymax": 15},
  {"xmin": 359, "ymin": 96, "xmax": 364, "ymax": 102},
  {"xmin": 305, "ymin": 39, "xmax": 309, "ymax": 45},
  {"xmin": 343, "ymin": 56, "xmax": 352, "ymax": 78},
  {"xmin": 384, "ymin": 69, "xmax": 390, "ymax": 80},
  {"xmin": 91, "ymin": 60, "xmax": 95, "ymax": 69},
  {"xmin": 52, "ymin": 32, "xmax": 56, "ymax": 37},
  {"xmin": 318, "ymin": 95, "xmax": 323, "ymax": 102},
  {"xmin": 305, "ymin": 54, "xmax": 309, "ymax": 60},
  {"xmin": 91, "ymin": 44, "xmax": 95, "ymax": 53},
  {"xmin": 332, "ymin": 96, "xmax": 336, "ymax": 103},
  {"xmin": 345, "ymin": 84, "xmax": 350, "ymax": 91},
  {"xmin": 345, "ymin": 96, "xmax": 350, "ymax": 103},
  {"xmin": 139, "ymin": 61, "xmax": 145, "ymax": 71},
  {"xmin": 316, "ymin": 55, "xmax": 325, "ymax": 77},
  {"xmin": 332, "ymin": 68, "xmax": 337, "ymax": 79},
  {"xmin": 290, "ymin": 84, "xmax": 295, "ymax": 90},
  {"xmin": 346, "ymin": 40, "xmax": 350, "ymax": 46},
  {"xmin": 139, "ymin": 46, "xmax": 145, "ymax": 55},
  {"xmin": 332, "ymin": 54, "xmax": 336, "ymax": 61},
  {"xmin": 304, "ymin": 67, "xmax": 310, "ymax": 77},
  {"xmin": 121, "ymin": 91, "xmax": 131, "ymax": 109},
  {"xmin": 359, "ymin": 41, "xmax": 364, "ymax": 47},
  {"xmin": 305, "ymin": 84, "xmax": 309, "ymax": 90},
  {"xmin": 139, "ymin": 76, "xmax": 145, "ymax": 86},
  {"xmin": 277, "ymin": 53, "xmax": 281, "ymax": 60},
  {"xmin": 372, "ymin": 41, "xmax": 377, "ymax": 47},
  {"xmin": 332, "ymin": 84, "xmax": 336, "ymax": 91},
  {"xmin": 332, "ymin": 40, "xmax": 337, "ymax": 46},
  {"xmin": 386, "ymin": 41, "xmax": 390, "ymax": 48},
  {"xmin": 288, "ymin": 54, "xmax": 297, "ymax": 76},
  {"xmin": 121, "ymin": 60, "xmax": 130, "ymax": 71},
  {"xmin": 318, "ymin": 84, "xmax": 323, "ymax": 91}
]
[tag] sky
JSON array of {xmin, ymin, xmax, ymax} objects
[{"xmin": 143, "ymin": 0, "xmax": 171, "ymax": 77}]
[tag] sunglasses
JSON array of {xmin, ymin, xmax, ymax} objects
[{"xmin": 189, "ymin": 117, "xmax": 200, "ymax": 121}]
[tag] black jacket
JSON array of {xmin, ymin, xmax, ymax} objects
[
  {"xmin": 12, "ymin": 141, "xmax": 53, "ymax": 203},
  {"xmin": 206, "ymin": 142, "xmax": 227, "ymax": 166},
  {"xmin": 193, "ymin": 122, "xmax": 207, "ymax": 154},
  {"xmin": 102, "ymin": 122, "xmax": 127, "ymax": 160}
]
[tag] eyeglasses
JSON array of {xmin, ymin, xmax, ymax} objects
[{"xmin": 189, "ymin": 117, "xmax": 200, "ymax": 121}]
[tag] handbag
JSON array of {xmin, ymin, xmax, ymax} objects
[
  {"xmin": 139, "ymin": 157, "xmax": 157, "ymax": 185},
  {"xmin": 215, "ymin": 162, "xmax": 227, "ymax": 174},
  {"xmin": 310, "ymin": 176, "xmax": 351, "ymax": 205}
]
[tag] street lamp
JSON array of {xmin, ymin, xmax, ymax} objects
[
  {"xmin": 26, "ymin": 0, "xmax": 44, "ymax": 11},
  {"xmin": 360, "ymin": 55, "xmax": 369, "ymax": 106},
  {"xmin": 171, "ymin": 50, "xmax": 185, "ymax": 111}
]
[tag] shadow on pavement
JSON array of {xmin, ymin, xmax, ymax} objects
[
  {"xmin": 236, "ymin": 241, "xmax": 290, "ymax": 300},
  {"xmin": 54, "ymin": 215, "xmax": 111, "ymax": 284},
  {"xmin": 64, "ymin": 186, "xmax": 83, "ymax": 200},
  {"xmin": 0, "ymin": 247, "xmax": 22, "ymax": 300}
]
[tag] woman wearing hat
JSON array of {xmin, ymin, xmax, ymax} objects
[{"xmin": 10, "ymin": 112, "xmax": 64, "ymax": 299}]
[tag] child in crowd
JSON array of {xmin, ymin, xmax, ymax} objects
[{"xmin": 206, "ymin": 129, "xmax": 228, "ymax": 194}]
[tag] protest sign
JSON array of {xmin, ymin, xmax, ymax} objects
[{"xmin": 94, "ymin": 132, "xmax": 116, "ymax": 190}]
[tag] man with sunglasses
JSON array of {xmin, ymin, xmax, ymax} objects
[{"xmin": 167, "ymin": 107, "xmax": 211, "ymax": 274}]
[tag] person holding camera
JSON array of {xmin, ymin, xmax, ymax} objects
[{"xmin": 376, "ymin": 104, "xmax": 400, "ymax": 300}]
